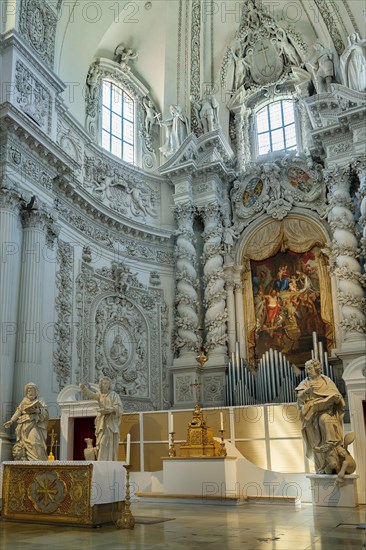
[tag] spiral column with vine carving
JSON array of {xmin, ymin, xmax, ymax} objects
[
  {"xmin": 200, "ymin": 204, "xmax": 227, "ymax": 355},
  {"xmin": 325, "ymin": 166, "xmax": 366, "ymax": 340},
  {"xmin": 173, "ymin": 203, "xmax": 199, "ymax": 356},
  {"xmin": 352, "ymin": 156, "xmax": 366, "ymax": 271}
]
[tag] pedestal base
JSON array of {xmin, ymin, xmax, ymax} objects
[
  {"xmin": 163, "ymin": 456, "xmax": 238, "ymax": 498},
  {"xmin": 307, "ymin": 474, "xmax": 359, "ymax": 507}
]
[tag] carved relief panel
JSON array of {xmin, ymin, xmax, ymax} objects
[{"xmin": 76, "ymin": 261, "xmax": 166, "ymax": 411}]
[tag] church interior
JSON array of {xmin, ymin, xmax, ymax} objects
[{"xmin": 0, "ymin": 0, "xmax": 366, "ymax": 547}]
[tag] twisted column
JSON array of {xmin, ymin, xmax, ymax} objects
[
  {"xmin": 200, "ymin": 203, "xmax": 227, "ymax": 356},
  {"xmin": 13, "ymin": 203, "xmax": 59, "ymax": 405},
  {"xmin": 173, "ymin": 203, "xmax": 199, "ymax": 357},
  {"xmin": 325, "ymin": 166, "xmax": 366, "ymax": 340},
  {"xmin": 352, "ymin": 156, "xmax": 366, "ymax": 271},
  {"xmin": 0, "ymin": 185, "xmax": 22, "ymax": 439}
]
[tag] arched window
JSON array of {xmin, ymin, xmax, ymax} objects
[
  {"xmin": 101, "ymin": 80, "xmax": 134, "ymax": 163},
  {"xmin": 256, "ymin": 99, "xmax": 297, "ymax": 157}
]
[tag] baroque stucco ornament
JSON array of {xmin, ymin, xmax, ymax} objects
[
  {"xmin": 231, "ymin": 155, "xmax": 326, "ymax": 232},
  {"xmin": 19, "ymin": 0, "xmax": 57, "ymax": 67},
  {"xmin": 84, "ymin": 156, "xmax": 158, "ymax": 219},
  {"xmin": 75, "ymin": 261, "xmax": 166, "ymax": 411},
  {"xmin": 221, "ymin": 0, "xmax": 306, "ymax": 97}
]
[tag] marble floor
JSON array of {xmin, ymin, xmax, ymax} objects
[{"xmin": 0, "ymin": 500, "xmax": 365, "ymax": 550}]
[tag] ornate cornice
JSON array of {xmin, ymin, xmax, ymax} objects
[
  {"xmin": 159, "ymin": 130, "xmax": 235, "ymax": 181},
  {"xmin": 54, "ymin": 193, "xmax": 174, "ymax": 266}
]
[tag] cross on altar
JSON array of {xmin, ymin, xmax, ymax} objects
[{"xmin": 190, "ymin": 380, "xmax": 201, "ymax": 404}]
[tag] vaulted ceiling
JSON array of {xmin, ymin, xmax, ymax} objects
[{"xmin": 54, "ymin": 0, "xmax": 365, "ymax": 127}]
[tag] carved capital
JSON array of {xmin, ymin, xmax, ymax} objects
[
  {"xmin": 352, "ymin": 155, "xmax": 366, "ymax": 186},
  {"xmin": 324, "ymin": 166, "xmax": 351, "ymax": 195},
  {"xmin": 0, "ymin": 185, "xmax": 22, "ymax": 214},
  {"xmin": 174, "ymin": 202, "xmax": 195, "ymax": 227}
]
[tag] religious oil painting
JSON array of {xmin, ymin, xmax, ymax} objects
[{"xmin": 250, "ymin": 247, "xmax": 328, "ymax": 365}]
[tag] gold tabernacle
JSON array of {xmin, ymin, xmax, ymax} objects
[{"xmin": 179, "ymin": 402, "xmax": 223, "ymax": 457}]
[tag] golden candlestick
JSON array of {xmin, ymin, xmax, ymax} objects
[
  {"xmin": 48, "ymin": 429, "xmax": 56, "ymax": 461},
  {"xmin": 218, "ymin": 429, "xmax": 227, "ymax": 457},
  {"xmin": 168, "ymin": 432, "xmax": 176, "ymax": 457},
  {"xmin": 116, "ymin": 465, "xmax": 135, "ymax": 530}
]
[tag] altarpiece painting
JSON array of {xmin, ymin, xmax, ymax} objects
[{"xmin": 242, "ymin": 218, "xmax": 335, "ymax": 366}]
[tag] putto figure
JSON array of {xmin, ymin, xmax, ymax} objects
[
  {"xmin": 80, "ymin": 376, "xmax": 123, "ymax": 461},
  {"xmin": 4, "ymin": 382, "xmax": 49, "ymax": 461},
  {"xmin": 295, "ymin": 359, "xmax": 356, "ymax": 476}
]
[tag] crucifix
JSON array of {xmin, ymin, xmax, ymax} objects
[{"xmin": 191, "ymin": 379, "xmax": 201, "ymax": 405}]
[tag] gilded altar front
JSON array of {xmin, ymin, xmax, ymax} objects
[{"xmin": 1, "ymin": 462, "xmax": 125, "ymax": 526}]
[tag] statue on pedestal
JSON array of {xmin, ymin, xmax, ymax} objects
[
  {"xmin": 308, "ymin": 42, "xmax": 334, "ymax": 93},
  {"xmin": 340, "ymin": 33, "xmax": 366, "ymax": 93},
  {"xmin": 159, "ymin": 104, "xmax": 190, "ymax": 157},
  {"xmin": 190, "ymin": 94, "xmax": 220, "ymax": 134},
  {"xmin": 80, "ymin": 376, "xmax": 123, "ymax": 461},
  {"xmin": 295, "ymin": 359, "xmax": 356, "ymax": 478},
  {"xmin": 4, "ymin": 382, "xmax": 49, "ymax": 461}
]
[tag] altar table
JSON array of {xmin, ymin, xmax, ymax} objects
[{"xmin": 1, "ymin": 461, "xmax": 127, "ymax": 526}]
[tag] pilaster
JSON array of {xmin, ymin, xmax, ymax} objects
[
  {"xmin": 13, "ymin": 201, "xmax": 59, "ymax": 405},
  {"xmin": 0, "ymin": 185, "xmax": 22, "ymax": 449}
]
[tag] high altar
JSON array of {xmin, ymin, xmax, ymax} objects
[
  {"xmin": 1, "ymin": 461, "xmax": 126, "ymax": 526},
  {"xmin": 163, "ymin": 397, "xmax": 239, "ymax": 498}
]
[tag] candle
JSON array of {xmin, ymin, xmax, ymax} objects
[
  {"xmin": 170, "ymin": 413, "xmax": 174, "ymax": 433},
  {"xmin": 220, "ymin": 412, "xmax": 224, "ymax": 431},
  {"xmin": 126, "ymin": 433, "xmax": 131, "ymax": 465}
]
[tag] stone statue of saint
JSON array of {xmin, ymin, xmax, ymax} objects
[
  {"xmin": 295, "ymin": 359, "xmax": 355, "ymax": 475},
  {"xmin": 4, "ymin": 382, "xmax": 49, "ymax": 461},
  {"xmin": 340, "ymin": 33, "xmax": 366, "ymax": 93},
  {"xmin": 142, "ymin": 97, "xmax": 160, "ymax": 135},
  {"xmin": 86, "ymin": 64, "xmax": 100, "ymax": 100},
  {"xmin": 159, "ymin": 104, "xmax": 190, "ymax": 157},
  {"xmin": 80, "ymin": 376, "xmax": 123, "ymax": 461},
  {"xmin": 230, "ymin": 45, "xmax": 249, "ymax": 90},
  {"xmin": 190, "ymin": 94, "xmax": 220, "ymax": 134},
  {"xmin": 308, "ymin": 42, "xmax": 334, "ymax": 93},
  {"xmin": 222, "ymin": 222, "xmax": 237, "ymax": 254}
]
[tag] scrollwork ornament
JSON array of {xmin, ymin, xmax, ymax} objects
[
  {"xmin": 19, "ymin": 0, "xmax": 57, "ymax": 66},
  {"xmin": 203, "ymin": 376, "xmax": 224, "ymax": 403},
  {"xmin": 15, "ymin": 61, "xmax": 50, "ymax": 130},
  {"xmin": 53, "ymin": 241, "xmax": 74, "ymax": 388}
]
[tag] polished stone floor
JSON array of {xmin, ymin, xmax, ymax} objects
[{"xmin": 0, "ymin": 500, "xmax": 365, "ymax": 550}]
